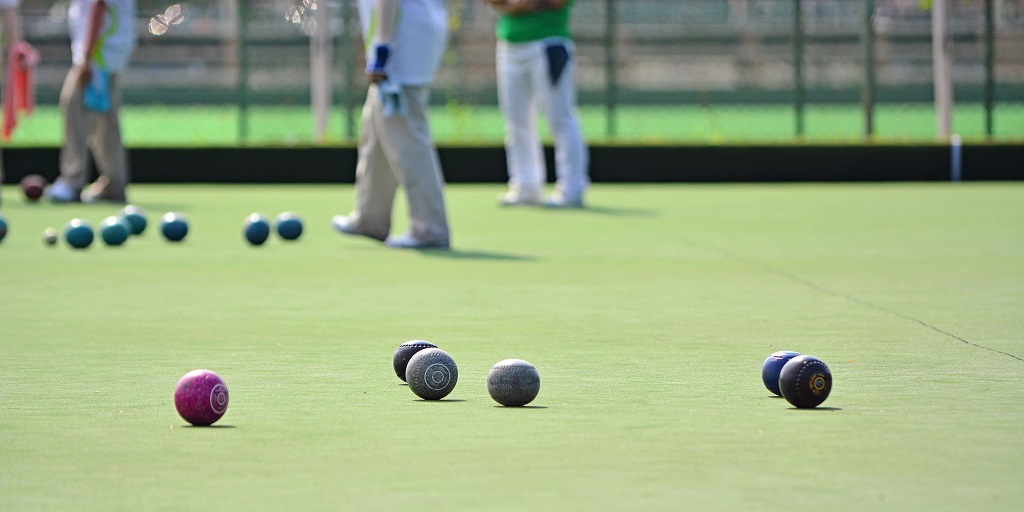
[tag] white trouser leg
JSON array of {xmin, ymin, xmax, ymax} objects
[
  {"xmin": 89, "ymin": 74, "xmax": 130, "ymax": 200},
  {"xmin": 378, "ymin": 85, "xmax": 450, "ymax": 243},
  {"xmin": 57, "ymin": 68, "xmax": 130, "ymax": 198},
  {"xmin": 352, "ymin": 84, "xmax": 450, "ymax": 243},
  {"xmin": 538, "ymin": 41, "xmax": 589, "ymax": 201},
  {"xmin": 351, "ymin": 85, "xmax": 398, "ymax": 241},
  {"xmin": 497, "ymin": 40, "xmax": 545, "ymax": 194},
  {"xmin": 58, "ymin": 67, "xmax": 92, "ymax": 191}
]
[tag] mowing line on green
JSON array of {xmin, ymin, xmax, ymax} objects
[{"xmin": 683, "ymin": 234, "xmax": 1024, "ymax": 362}]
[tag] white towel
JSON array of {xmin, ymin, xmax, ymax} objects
[{"xmin": 378, "ymin": 79, "xmax": 406, "ymax": 118}]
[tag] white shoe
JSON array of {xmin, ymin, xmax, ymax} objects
[
  {"xmin": 331, "ymin": 215, "xmax": 359, "ymax": 235},
  {"xmin": 332, "ymin": 214, "xmax": 388, "ymax": 242},
  {"xmin": 544, "ymin": 191, "xmax": 584, "ymax": 209},
  {"xmin": 498, "ymin": 187, "xmax": 544, "ymax": 207},
  {"xmin": 80, "ymin": 184, "xmax": 126, "ymax": 204},
  {"xmin": 384, "ymin": 233, "xmax": 450, "ymax": 250},
  {"xmin": 80, "ymin": 188, "xmax": 98, "ymax": 203},
  {"xmin": 48, "ymin": 180, "xmax": 80, "ymax": 203}
]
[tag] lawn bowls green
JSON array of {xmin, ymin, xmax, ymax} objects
[
  {"xmin": 244, "ymin": 213, "xmax": 271, "ymax": 246},
  {"xmin": 64, "ymin": 219, "xmax": 94, "ymax": 249},
  {"xmin": 174, "ymin": 369, "xmax": 229, "ymax": 426},
  {"xmin": 761, "ymin": 350, "xmax": 801, "ymax": 396},
  {"xmin": 275, "ymin": 212, "xmax": 303, "ymax": 241},
  {"xmin": 393, "ymin": 340, "xmax": 438, "ymax": 382},
  {"xmin": 99, "ymin": 216, "xmax": 131, "ymax": 246},
  {"xmin": 120, "ymin": 205, "xmax": 148, "ymax": 235},
  {"xmin": 487, "ymin": 359, "xmax": 541, "ymax": 406},
  {"xmin": 779, "ymin": 355, "xmax": 832, "ymax": 409},
  {"xmin": 160, "ymin": 212, "xmax": 189, "ymax": 242},
  {"xmin": 405, "ymin": 348, "xmax": 458, "ymax": 400}
]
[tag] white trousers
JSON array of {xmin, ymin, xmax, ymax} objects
[
  {"xmin": 496, "ymin": 39, "xmax": 589, "ymax": 200},
  {"xmin": 349, "ymin": 84, "xmax": 450, "ymax": 243},
  {"xmin": 59, "ymin": 67, "xmax": 130, "ymax": 200}
]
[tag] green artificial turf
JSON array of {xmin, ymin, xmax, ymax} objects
[
  {"xmin": 5, "ymin": 103, "xmax": 1024, "ymax": 146},
  {"xmin": 1, "ymin": 183, "xmax": 1022, "ymax": 511}
]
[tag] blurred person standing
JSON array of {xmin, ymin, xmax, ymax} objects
[
  {"xmin": 49, "ymin": 0, "xmax": 136, "ymax": 203},
  {"xmin": 331, "ymin": 0, "xmax": 452, "ymax": 249},
  {"xmin": 1, "ymin": 0, "xmax": 31, "ymax": 207},
  {"xmin": 485, "ymin": 0, "xmax": 589, "ymax": 208}
]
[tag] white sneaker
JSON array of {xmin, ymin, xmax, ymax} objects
[
  {"xmin": 384, "ymin": 233, "xmax": 450, "ymax": 250},
  {"xmin": 80, "ymin": 184, "xmax": 126, "ymax": 204},
  {"xmin": 331, "ymin": 215, "xmax": 359, "ymax": 235},
  {"xmin": 48, "ymin": 180, "xmax": 80, "ymax": 203},
  {"xmin": 332, "ymin": 214, "xmax": 389, "ymax": 242},
  {"xmin": 498, "ymin": 187, "xmax": 544, "ymax": 207},
  {"xmin": 80, "ymin": 188, "xmax": 98, "ymax": 203},
  {"xmin": 544, "ymin": 191, "xmax": 584, "ymax": 209}
]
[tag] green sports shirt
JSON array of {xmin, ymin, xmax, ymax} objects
[{"xmin": 496, "ymin": 1, "xmax": 574, "ymax": 43}]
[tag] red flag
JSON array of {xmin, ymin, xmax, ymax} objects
[{"xmin": 3, "ymin": 41, "xmax": 40, "ymax": 142}]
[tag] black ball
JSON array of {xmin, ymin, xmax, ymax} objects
[
  {"xmin": 392, "ymin": 340, "xmax": 437, "ymax": 382},
  {"xmin": 779, "ymin": 355, "xmax": 832, "ymax": 409},
  {"xmin": 405, "ymin": 348, "xmax": 458, "ymax": 400},
  {"xmin": 487, "ymin": 359, "xmax": 541, "ymax": 406}
]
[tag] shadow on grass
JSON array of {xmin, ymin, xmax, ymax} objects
[
  {"xmin": 415, "ymin": 399, "xmax": 466, "ymax": 403},
  {"xmin": 498, "ymin": 204, "xmax": 659, "ymax": 217},
  {"xmin": 180, "ymin": 424, "xmax": 237, "ymax": 428},
  {"xmin": 131, "ymin": 203, "xmax": 193, "ymax": 213},
  {"xmin": 419, "ymin": 249, "xmax": 538, "ymax": 261},
  {"xmin": 575, "ymin": 205, "xmax": 660, "ymax": 217},
  {"xmin": 492, "ymin": 405, "xmax": 548, "ymax": 409},
  {"xmin": 44, "ymin": 201, "xmax": 193, "ymax": 212},
  {"xmin": 788, "ymin": 407, "xmax": 843, "ymax": 411}
]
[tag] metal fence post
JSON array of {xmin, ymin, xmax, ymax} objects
[
  {"xmin": 311, "ymin": 0, "xmax": 333, "ymax": 142},
  {"xmin": 793, "ymin": 0, "xmax": 805, "ymax": 138},
  {"xmin": 984, "ymin": 0, "xmax": 995, "ymax": 138},
  {"xmin": 932, "ymin": 0, "xmax": 953, "ymax": 139},
  {"xmin": 340, "ymin": 0, "xmax": 356, "ymax": 140},
  {"xmin": 236, "ymin": 0, "xmax": 250, "ymax": 143},
  {"xmin": 604, "ymin": 0, "xmax": 617, "ymax": 138},
  {"xmin": 861, "ymin": 0, "xmax": 875, "ymax": 138}
]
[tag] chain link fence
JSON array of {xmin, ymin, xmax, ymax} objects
[{"xmin": 6, "ymin": 0, "xmax": 1024, "ymax": 146}]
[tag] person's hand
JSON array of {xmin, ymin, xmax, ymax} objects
[
  {"xmin": 497, "ymin": 0, "xmax": 555, "ymax": 15},
  {"xmin": 506, "ymin": 0, "xmax": 530, "ymax": 13},
  {"xmin": 366, "ymin": 43, "xmax": 390, "ymax": 84},
  {"xmin": 12, "ymin": 41, "xmax": 39, "ymax": 68},
  {"xmin": 483, "ymin": 0, "xmax": 528, "ymax": 14},
  {"xmin": 76, "ymin": 63, "xmax": 93, "ymax": 87}
]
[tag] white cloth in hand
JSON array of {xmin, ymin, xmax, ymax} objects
[{"xmin": 378, "ymin": 79, "xmax": 406, "ymax": 118}]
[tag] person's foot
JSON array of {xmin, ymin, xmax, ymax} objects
[
  {"xmin": 81, "ymin": 185, "xmax": 126, "ymax": 204},
  {"xmin": 544, "ymin": 191, "xmax": 584, "ymax": 209},
  {"xmin": 331, "ymin": 215, "xmax": 359, "ymax": 235},
  {"xmin": 384, "ymin": 232, "xmax": 450, "ymax": 250},
  {"xmin": 48, "ymin": 180, "xmax": 80, "ymax": 203},
  {"xmin": 331, "ymin": 215, "xmax": 386, "ymax": 242},
  {"xmin": 498, "ymin": 186, "xmax": 544, "ymax": 207}
]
